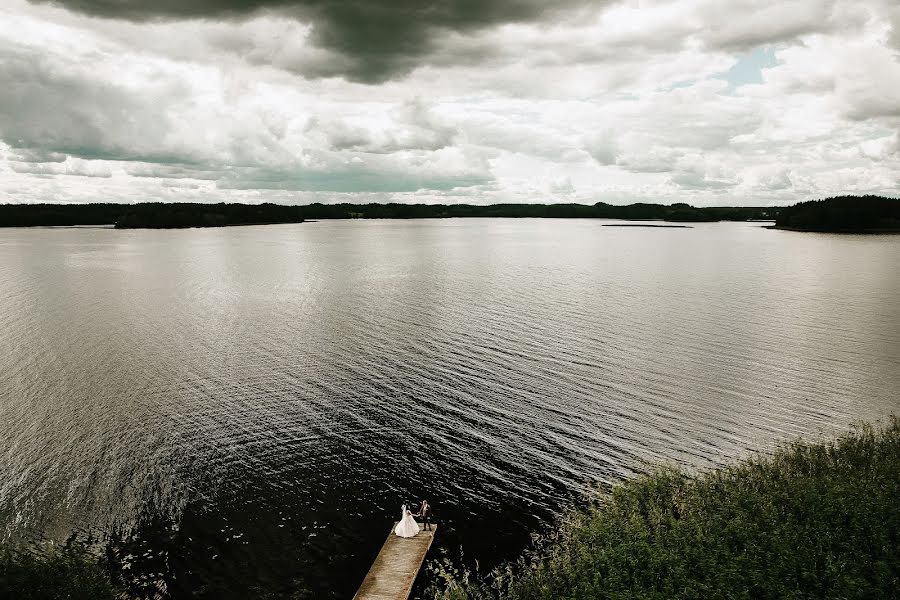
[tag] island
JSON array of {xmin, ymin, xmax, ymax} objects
[{"xmin": 773, "ymin": 195, "xmax": 900, "ymax": 233}]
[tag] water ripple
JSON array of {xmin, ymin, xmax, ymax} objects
[{"xmin": 0, "ymin": 220, "xmax": 898, "ymax": 598}]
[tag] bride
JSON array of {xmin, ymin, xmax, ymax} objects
[{"xmin": 394, "ymin": 503, "xmax": 420, "ymax": 538}]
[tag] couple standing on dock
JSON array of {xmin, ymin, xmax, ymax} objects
[{"xmin": 395, "ymin": 500, "xmax": 432, "ymax": 538}]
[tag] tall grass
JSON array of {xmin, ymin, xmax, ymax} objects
[{"xmin": 430, "ymin": 417, "xmax": 900, "ymax": 600}]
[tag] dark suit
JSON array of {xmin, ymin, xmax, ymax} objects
[{"xmin": 419, "ymin": 504, "xmax": 432, "ymax": 530}]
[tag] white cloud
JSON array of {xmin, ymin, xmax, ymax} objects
[{"xmin": 0, "ymin": 0, "xmax": 899, "ymax": 205}]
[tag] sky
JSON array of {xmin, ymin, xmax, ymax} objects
[{"xmin": 1, "ymin": 0, "xmax": 899, "ymax": 206}]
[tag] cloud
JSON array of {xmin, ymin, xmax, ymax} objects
[
  {"xmin": 582, "ymin": 130, "xmax": 618, "ymax": 165},
  {"xmin": 698, "ymin": 0, "xmax": 841, "ymax": 51},
  {"xmin": 35, "ymin": 0, "xmax": 597, "ymax": 82},
  {"xmin": 215, "ymin": 166, "xmax": 490, "ymax": 193},
  {"xmin": 0, "ymin": 48, "xmax": 174, "ymax": 162},
  {"xmin": 548, "ymin": 175, "xmax": 575, "ymax": 195},
  {"xmin": 2, "ymin": 0, "xmax": 900, "ymax": 205},
  {"xmin": 124, "ymin": 164, "xmax": 225, "ymax": 180},
  {"xmin": 889, "ymin": 3, "xmax": 900, "ymax": 50},
  {"xmin": 4, "ymin": 147, "xmax": 68, "ymax": 163},
  {"xmin": 669, "ymin": 153, "xmax": 739, "ymax": 190},
  {"xmin": 9, "ymin": 157, "xmax": 112, "ymax": 178},
  {"xmin": 616, "ymin": 146, "xmax": 682, "ymax": 173},
  {"xmin": 309, "ymin": 98, "xmax": 458, "ymax": 153},
  {"xmin": 860, "ymin": 133, "xmax": 900, "ymax": 161}
]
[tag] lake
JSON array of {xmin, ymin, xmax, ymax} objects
[{"xmin": 1, "ymin": 219, "xmax": 898, "ymax": 598}]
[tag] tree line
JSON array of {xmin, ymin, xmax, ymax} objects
[
  {"xmin": 774, "ymin": 195, "xmax": 900, "ymax": 232},
  {"xmin": 3, "ymin": 197, "xmax": 898, "ymax": 230},
  {"xmin": 0, "ymin": 201, "xmax": 779, "ymax": 228},
  {"xmin": 0, "ymin": 202, "xmax": 305, "ymax": 228}
]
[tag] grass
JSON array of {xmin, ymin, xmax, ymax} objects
[
  {"xmin": 0, "ymin": 542, "xmax": 121, "ymax": 600},
  {"xmin": 429, "ymin": 417, "xmax": 900, "ymax": 600}
]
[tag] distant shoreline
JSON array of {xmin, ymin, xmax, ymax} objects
[
  {"xmin": 765, "ymin": 225, "xmax": 900, "ymax": 234},
  {"xmin": 602, "ymin": 223, "xmax": 692, "ymax": 228},
  {"xmin": 0, "ymin": 201, "xmax": 777, "ymax": 228},
  {"xmin": 772, "ymin": 196, "xmax": 900, "ymax": 232},
  {"xmin": 2, "ymin": 196, "xmax": 897, "ymax": 230}
]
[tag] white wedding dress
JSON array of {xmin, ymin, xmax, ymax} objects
[{"xmin": 394, "ymin": 504, "xmax": 420, "ymax": 538}]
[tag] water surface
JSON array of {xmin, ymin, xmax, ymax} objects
[{"xmin": 1, "ymin": 219, "xmax": 898, "ymax": 597}]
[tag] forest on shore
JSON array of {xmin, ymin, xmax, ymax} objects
[
  {"xmin": 1, "ymin": 195, "xmax": 898, "ymax": 230},
  {"xmin": 0, "ymin": 201, "xmax": 774, "ymax": 228},
  {"xmin": 0, "ymin": 202, "xmax": 306, "ymax": 229},
  {"xmin": 774, "ymin": 195, "xmax": 900, "ymax": 232}
]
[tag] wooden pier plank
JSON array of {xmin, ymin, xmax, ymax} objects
[{"xmin": 353, "ymin": 524, "xmax": 437, "ymax": 600}]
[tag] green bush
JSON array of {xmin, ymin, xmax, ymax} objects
[{"xmin": 431, "ymin": 417, "xmax": 900, "ymax": 600}]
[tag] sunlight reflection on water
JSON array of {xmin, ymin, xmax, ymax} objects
[{"xmin": 1, "ymin": 220, "xmax": 898, "ymax": 597}]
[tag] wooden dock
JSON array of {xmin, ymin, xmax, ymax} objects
[{"xmin": 353, "ymin": 524, "xmax": 437, "ymax": 600}]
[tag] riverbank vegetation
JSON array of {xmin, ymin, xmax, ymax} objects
[
  {"xmin": 0, "ymin": 543, "xmax": 121, "ymax": 600},
  {"xmin": 2, "ymin": 420, "xmax": 897, "ymax": 598},
  {"xmin": 430, "ymin": 417, "xmax": 900, "ymax": 600},
  {"xmin": 774, "ymin": 195, "xmax": 900, "ymax": 232}
]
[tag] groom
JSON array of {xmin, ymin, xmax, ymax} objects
[{"xmin": 417, "ymin": 500, "xmax": 432, "ymax": 531}]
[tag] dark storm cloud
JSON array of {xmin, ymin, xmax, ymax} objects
[{"xmin": 39, "ymin": 0, "xmax": 591, "ymax": 82}]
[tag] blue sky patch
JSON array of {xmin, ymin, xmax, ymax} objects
[{"xmin": 718, "ymin": 46, "xmax": 781, "ymax": 91}]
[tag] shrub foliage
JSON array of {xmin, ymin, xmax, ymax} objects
[
  {"xmin": 0, "ymin": 543, "xmax": 120, "ymax": 600},
  {"xmin": 432, "ymin": 417, "xmax": 900, "ymax": 600}
]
